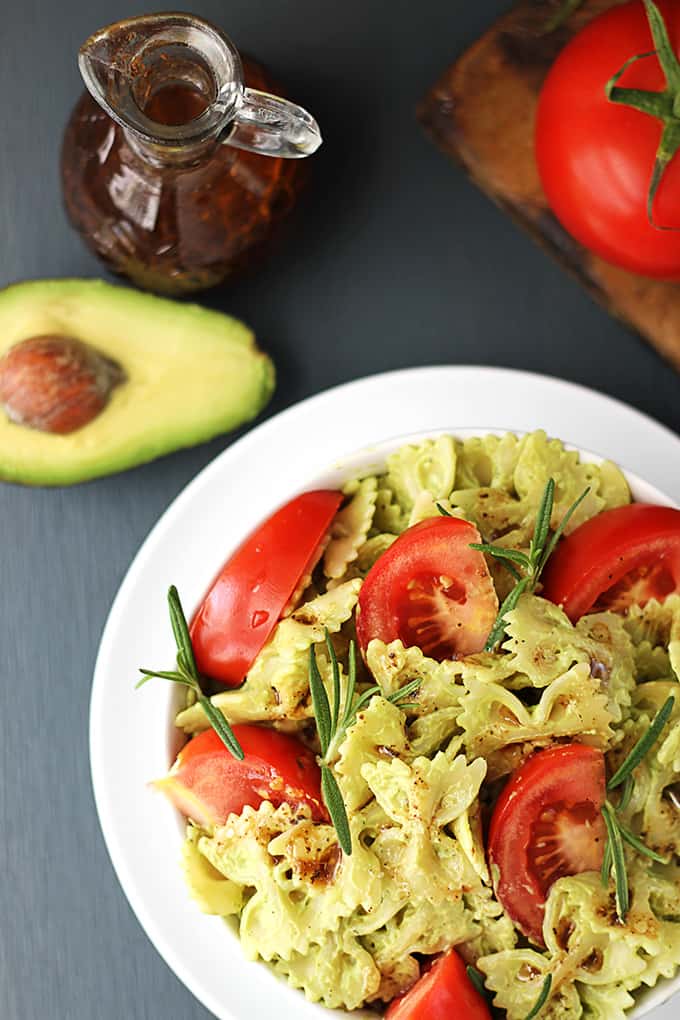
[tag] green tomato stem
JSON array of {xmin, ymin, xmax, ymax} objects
[{"xmin": 605, "ymin": 1, "xmax": 680, "ymax": 229}]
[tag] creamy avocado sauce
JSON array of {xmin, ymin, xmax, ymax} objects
[{"xmin": 177, "ymin": 432, "xmax": 680, "ymax": 1018}]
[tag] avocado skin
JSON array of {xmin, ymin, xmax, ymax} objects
[{"xmin": 0, "ymin": 279, "xmax": 275, "ymax": 486}]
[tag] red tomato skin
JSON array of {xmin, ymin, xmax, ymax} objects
[
  {"xmin": 356, "ymin": 516, "xmax": 498, "ymax": 660},
  {"xmin": 190, "ymin": 490, "xmax": 342, "ymax": 686},
  {"xmin": 487, "ymin": 744, "xmax": 606, "ymax": 946},
  {"xmin": 542, "ymin": 504, "xmax": 680, "ymax": 621},
  {"xmin": 385, "ymin": 950, "xmax": 491, "ymax": 1020},
  {"xmin": 159, "ymin": 725, "xmax": 327, "ymax": 826},
  {"xmin": 536, "ymin": 0, "xmax": 680, "ymax": 278}
]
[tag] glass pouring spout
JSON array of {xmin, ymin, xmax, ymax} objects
[{"xmin": 78, "ymin": 13, "xmax": 322, "ymax": 158}]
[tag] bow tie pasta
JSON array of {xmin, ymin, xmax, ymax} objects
[{"xmin": 163, "ymin": 431, "xmax": 680, "ymax": 1019}]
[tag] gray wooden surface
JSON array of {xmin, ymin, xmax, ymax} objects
[{"xmin": 1, "ymin": 2, "xmax": 678, "ymax": 1019}]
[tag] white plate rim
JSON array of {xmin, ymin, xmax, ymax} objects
[{"xmin": 90, "ymin": 365, "xmax": 680, "ymax": 1020}]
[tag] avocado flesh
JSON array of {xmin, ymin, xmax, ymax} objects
[{"xmin": 0, "ymin": 279, "xmax": 274, "ymax": 485}]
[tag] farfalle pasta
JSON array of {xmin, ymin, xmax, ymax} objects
[{"xmin": 143, "ymin": 431, "xmax": 680, "ymax": 1019}]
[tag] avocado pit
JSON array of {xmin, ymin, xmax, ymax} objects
[{"xmin": 0, "ymin": 334, "xmax": 125, "ymax": 434}]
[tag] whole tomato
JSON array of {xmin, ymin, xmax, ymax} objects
[{"xmin": 536, "ymin": 0, "xmax": 680, "ymax": 278}]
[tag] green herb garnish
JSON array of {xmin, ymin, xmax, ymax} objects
[
  {"xmin": 617, "ymin": 772, "xmax": 635, "ymax": 814},
  {"xmin": 466, "ymin": 964, "xmax": 490, "ymax": 1001},
  {"xmin": 482, "ymin": 576, "xmax": 533, "ymax": 652},
  {"xmin": 137, "ymin": 585, "xmax": 244, "ymax": 760},
  {"xmin": 468, "ymin": 478, "xmax": 590, "ymax": 651},
  {"xmin": 600, "ymin": 837, "xmax": 613, "ymax": 887},
  {"xmin": 602, "ymin": 801, "xmax": 630, "ymax": 921},
  {"xmin": 524, "ymin": 974, "xmax": 552, "ymax": 1019},
  {"xmin": 600, "ymin": 696, "xmax": 675, "ymax": 921},
  {"xmin": 617, "ymin": 820, "xmax": 670, "ymax": 864},
  {"xmin": 607, "ymin": 695, "xmax": 675, "ymax": 789},
  {"xmin": 309, "ymin": 630, "xmax": 420, "ymax": 855}
]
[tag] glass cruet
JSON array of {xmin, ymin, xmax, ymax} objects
[{"xmin": 61, "ymin": 13, "xmax": 322, "ymax": 295}]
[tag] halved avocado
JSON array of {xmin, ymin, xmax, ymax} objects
[{"xmin": 0, "ymin": 279, "xmax": 274, "ymax": 485}]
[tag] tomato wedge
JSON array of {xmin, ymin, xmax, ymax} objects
[
  {"xmin": 487, "ymin": 744, "xmax": 606, "ymax": 945},
  {"xmin": 156, "ymin": 725, "xmax": 327, "ymax": 827},
  {"xmin": 190, "ymin": 490, "xmax": 342, "ymax": 686},
  {"xmin": 542, "ymin": 504, "xmax": 680, "ymax": 621},
  {"xmin": 385, "ymin": 950, "xmax": 491, "ymax": 1020},
  {"xmin": 356, "ymin": 516, "xmax": 498, "ymax": 660}
]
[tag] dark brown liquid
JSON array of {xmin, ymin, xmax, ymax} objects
[
  {"xmin": 143, "ymin": 82, "xmax": 209, "ymax": 126},
  {"xmin": 61, "ymin": 60, "xmax": 307, "ymax": 295}
]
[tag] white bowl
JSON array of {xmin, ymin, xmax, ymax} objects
[{"xmin": 90, "ymin": 368, "xmax": 680, "ymax": 1020}]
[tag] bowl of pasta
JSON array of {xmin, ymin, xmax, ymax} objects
[{"xmin": 90, "ymin": 369, "xmax": 680, "ymax": 1020}]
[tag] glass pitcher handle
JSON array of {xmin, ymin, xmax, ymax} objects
[{"xmin": 224, "ymin": 88, "xmax": 322, "ymax": 158}]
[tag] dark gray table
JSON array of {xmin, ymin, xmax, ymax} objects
[{"xmin": 2, "ymin": 2, "xmax": 678, "ymax": 1019}]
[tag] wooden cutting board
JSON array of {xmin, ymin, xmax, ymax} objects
[{"xmin": 418, "ymin": 0, "xmax": 680, "ymax": 373}]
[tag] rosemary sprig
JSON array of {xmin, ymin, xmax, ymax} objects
[
  {"xmin": 309, "ymin": 630, "xmax": 420, "ymax": 855},
  {"xmin": 137, "ymin": 585, "xmax": 244, "ymax": 761},
  {"xmin": 617, "ymin": 772, "xmax": 635, "ymax": 814},
  {"xmin": 469, "ymin": 478, "xmax": 590, "ymax": 651},
  {"xmin": 607, "ymin": 695, "xmax": 675, "ymax": 789},
  {"xmin": 467, "ymin": 962, "xmax": 551, "ymax": 1018},
  {"xmin": 617, "ymin": 821, "xmax": 670, "ymax": 864},
  {"xmin": 602, "ymin": 802, "xmax": 629, "ymax": 920},
  {"xmin": 466, "ymin": 965, "xmax": 490, "ymax": 1000},
  {"xmin": 525, "ymin": 974, "xmax": 552, "ymax": 1019},
  {"xmin": 601, "ymin": 838, "xmax": 613, "ymax": 887},
  {"xmin": 320, "ymin": 764, "xmax": 351, "ymax": 855},
  {"xmin": 600, "ymin": 696, "xmax": 675, "ymax": 921},
  {"xmin": 482, "ymin": 576, "xmax": 533, "ymax": 652}
]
